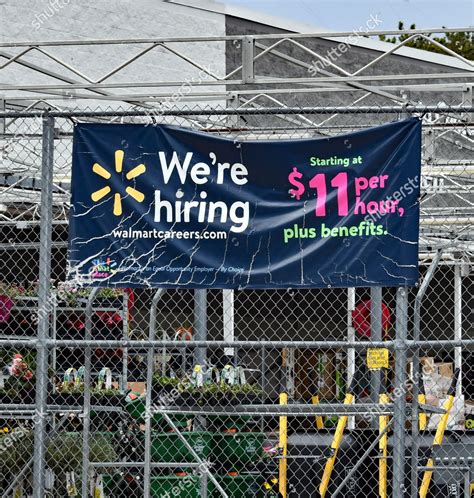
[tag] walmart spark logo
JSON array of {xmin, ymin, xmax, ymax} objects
[{"xmin": 91, "ymin": 150, "xmax": 146, "ymax": 216}]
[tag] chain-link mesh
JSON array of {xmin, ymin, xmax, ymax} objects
[{"xmin": 0, "ymin": 103, "xmax": 472, "ymax": 498}]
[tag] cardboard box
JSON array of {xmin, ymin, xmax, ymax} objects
[
  {"xmin": 407, "ymin": 356, "xmax": 435, "ymax": 380},
  {"xmin": 420, "ymin": 357, "xmax": 435, "ymax": 375},
  {"xmin": 434, "ymin": 362, "xmax": 453, "ymax": 379},
  {"xmin": 127, "ymin": 381, "xmax": 145, "ymax": 395}
]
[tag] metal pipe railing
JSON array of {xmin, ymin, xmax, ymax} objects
[
  {"xmin": 81, "ymin": 287, "xmax": 98, "ymax": 498},
  {"xmin": 0, "ymin": 105, "xmax": 473, "ymax": 118},
  {"xmin": 143, "ymin": 288, "xmax": 165, "ymax": 498},
  {"xmin": 411, "ymin": 250, "xmax": 443, "ymax": 498}
]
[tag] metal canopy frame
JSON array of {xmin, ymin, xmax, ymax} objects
[{"xmin": 0, "ymin": 27, "xmax": 473, "ymax": 263}]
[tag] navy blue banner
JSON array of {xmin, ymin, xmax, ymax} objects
[{"xmin": 68, "ymin": 118, "xmax": 421, "ymax": 288}]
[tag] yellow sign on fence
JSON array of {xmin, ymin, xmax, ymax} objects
[{"xmin": 367, "ymin": 348, "xmax": 389, "ymax": 370}]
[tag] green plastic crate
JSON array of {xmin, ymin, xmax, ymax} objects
[
  {"xmin": 149, "ymin": 431, "xmax": 213, "ymax": 463},
  {"xmin": 125, "ymin": 397, "xmax": 189, "ymax": 428},
  {"xmin": 212, "ymin": 432, "xmax": 264, "ymax": 467}
]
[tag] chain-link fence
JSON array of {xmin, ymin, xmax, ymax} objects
[{"xmin": 0, "ymin": 104, "xmax": 472, "ymax": 498}]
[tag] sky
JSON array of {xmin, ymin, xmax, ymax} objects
[{"xmin": 223, "ymin": 0, "xmax": 474, "ymax": 32}]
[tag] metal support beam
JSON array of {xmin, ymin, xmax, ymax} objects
[
  {"xmin": 144, "ymin": 289, "xmax": 165, "ymax": 498},
  {"xmin": 411, "ymin": 250, "xmax": 442, "ymax": 498},
  {"xmin": 194, "ymin": 289, "xmax": 207, "ymax": 366},
  {"xmin": 32, "ymin": 113, "xmax": 54, "ymax": 498},
  {"xmin": 347, "ymin": 287, "xmax": 356, "ymax": 430},
  {"xmin": 223, "ymin": 289, "xmax": 235, "ymax": 357},
  {"xmin": 0, "ymin": 96, "xmax": 5, "ymax": 135},
  {"xmin": 1, "ymin": 105, "xmax": 473, "ymax": 119},
  {"xmin": 370, "ymin": 287, "xmax": 383, "ymax": 429},
  {"xmin": 454, "ymin": 265, "xmax": 463, "ymax": 399},
  {"xmin": 81, "ymin": 287, "xmax": 98, "ymax": 498},
  {"xmin": 242, "ymin": 36, "xmax": 255, "ymax": 83},
  {"xmin": 392, "ymin": 287, "xmax": 409, "ymax": 498},
  {"xmin": 121, "ymin": 291, "xmax": 129, "ymax": 392}
]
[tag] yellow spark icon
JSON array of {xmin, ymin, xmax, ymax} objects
[{"xmin": 91, "ymin": 150, "xmax": 146, "ymax": 216}]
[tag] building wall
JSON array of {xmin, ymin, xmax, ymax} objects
[
  {"xmin": 225, "ymin": 14, "xmax": 469, "ymax": 109},
  {"xmin": 0, "ymin": 0, "xmax": 226, "ymax": 106}
]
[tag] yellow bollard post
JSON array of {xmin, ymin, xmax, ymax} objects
[
  {"xmin": 419, "ymin": 370, "xmax": 458, "ymax": 498},
  {"xmin": 379, "ymin": 393, "xmax": 390, "ymax": 498},
  {"xmin": 418, "ymin": 375, "xmax": 427, "ymax": 431},
  {"xmin": 312, "ymin": 395, "xmax": 325, "ymax": 430},
  {"xmin": 418, "ymin": 393, "xmax": 428, "ymax": 431},
  {"xmin": 279, "ymin": 392, "xmax": 288, "ymax": 498},
  {"xmin": 319, "ymin": 391, "xmax": 354, "ymax": 498}
]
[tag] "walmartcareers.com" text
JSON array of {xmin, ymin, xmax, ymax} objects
[{"xmin": 112, "ymin": 228, "xmax": 227, "ymax": 240}]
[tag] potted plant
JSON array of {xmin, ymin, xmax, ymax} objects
[
  {"xmin": 231, "ymin": 383, "xmax": 264, "ymax": 406},
  {"xmin": 0, "ymin": 427, "xmax": 33, "ymax": 478},
  {"xmin": 0, "ymin": 385, "xmax": 21, "ymax": 404},
  {"xmin": 203, "ymin": 383, "xmax": 263, "ymax": 407},
  {"xmin": 91, "ymin": 387, "xmax": 124, "ymax": 408},
  {"xmin": 0, "ymin": 283, "xmax": 32, "ymax": 335},
  {"xmin": 152, "ymin": 374, "xmax": 181, "ymax": 398},
  {"xmin": 0, "ymin": 283, "xmax": 19, "ymax": 331},
  {"xmin": 46, "ymin": 431, "xmax": 118, "ymax": 496},
  {"xmin": 0, "ymin": 353, "xmax": 36, "ymax": 403},
  {"xmin": 177, "ymin": 383, "xmax": 205, "ymax": 407},
  {"xmin": 95, "ymin": 288, "xmax": 125, "ymax": 308},
  {"xmin": 49, "ymin": 384, "xmax": 84, "ymax": 406},
  {"xmin": 49, "ymin": 367, "xmax": 82, "ymax": 405}
]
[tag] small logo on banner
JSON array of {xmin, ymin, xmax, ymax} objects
[
  {"xmin": 90, "ymin": 257, "xmax": 117, "ymax": 279},
  {"xmin": 90, "ymin": 149, "xmax": 146, "ymax": 216}
]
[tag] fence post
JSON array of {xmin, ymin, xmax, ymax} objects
[
  {"xmin": 144, "ymin": 289, "xmax": 165, "ymax": 498},
  {"xmin": 194, "ymin": 289, "xmax": 207, "ymax": 366},
  {"xmin": 411, "ymin": 251, "xmax": 442, "ymax": 497},
  {"xmin": 32, "ymin": 113, "xmax": 54, "ymax": 498},
  {"xmin": 370, "ymin": 286, "xmax": 383, "ymax": 428},
  {"xmin": 82, "ymin": 287, "xmax": 98, "ymax": 497},
  {"xmin": 392, "ymin": 287, "xmax": 409, "ymax": 498}
]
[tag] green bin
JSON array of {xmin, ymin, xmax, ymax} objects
[
  {"xmin": 212, "ymin": 432, "xmax": 264, "ymax": 468},
  {"xmin": 125, "ymin": 397, "xmax": 190, "ymax": 428},
  {"xmin": 149, "ymin": 431, "xmax": 212, "ymax": 462},
  {"xmin": 210, "ymin": 474, "xmax": 262, "ymax": 498},
  {"xmin": 151, "ymin": 475, "xmax": 201, "ymax": 498}
]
